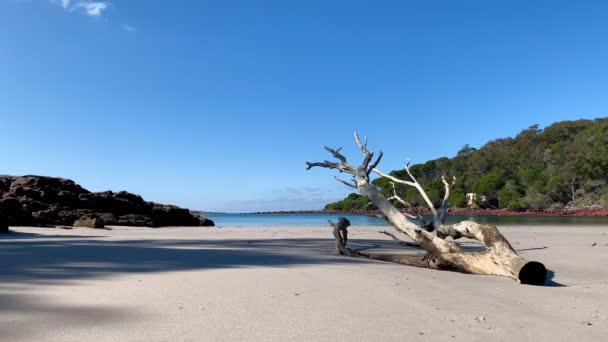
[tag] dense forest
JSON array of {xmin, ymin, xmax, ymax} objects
[{"xmin": 325, "ymin": 118, "xmax": 608, "ymax": 211}]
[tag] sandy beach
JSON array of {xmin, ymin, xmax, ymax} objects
[{"xmin": 1, "ymin": 225, "xmax": 607, "ymax": 341}]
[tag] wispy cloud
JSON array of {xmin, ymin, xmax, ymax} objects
[
  {"xmin": 121, "ymin": 24, "xmax": 136, "ymax": 32},
  {"xmin": 73, "ymin": 1, "xmax": 107, "ymax": 16},
  {"xmin": 52, "ymin": 0, "xmax": 109, "ymax": 17}
]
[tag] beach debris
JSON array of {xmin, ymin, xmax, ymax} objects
[
  {"xmin": 581, "ymin": 321, "xmax": 592, "ymax": 326},
  {"xmin": 308, "ymin": 134, "xmax": 548, "ymax": 285},
  {"xmin": 474, "ymin": 316, "xmax": 486, "ymax": 323},
  {"xmin": 592, "ymin": 243, "xmax": 597, "ymax": 246}
]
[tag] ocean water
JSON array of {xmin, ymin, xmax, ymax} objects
[
  {"xmin": 205, "ymin": 213, "xmax": 608, "ymax": 227},
  {"xmin": 206, "ymin": 213, "xmax": 389, "ymax": 227}
]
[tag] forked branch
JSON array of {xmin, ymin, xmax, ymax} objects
[{"xmin": 438, "ymin": 175, "xmax": 456, "ymax": 225}]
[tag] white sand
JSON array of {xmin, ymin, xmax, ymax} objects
[{"xmin": 1, "ymin": 225, "xmax": 607, "ymax": 341}]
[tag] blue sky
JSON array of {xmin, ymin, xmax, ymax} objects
[{"xmin": 1, "ymin": 1, "xmax": 607, "ymax": 212}]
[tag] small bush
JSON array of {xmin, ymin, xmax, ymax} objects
[
  {"xmin": 507, "ymin": 199, "xmax": 522, "ymax": 211},
  {"xmin": 449, "ymin": 188, "xmax": 467, "ymax": 207},
  {"xmin": 520, "ymin": 191, "xmax": 552, "ymax": 210}
]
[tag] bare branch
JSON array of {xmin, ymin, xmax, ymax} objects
[
  {"xmin": 305, "ymin": 160, "xmax": 341, "ymax": 170},
  {"xmin": 367, "ymin": 150, "xmax": 383, "ymax": 176},
  {"xmin": 306, "ymin": 161, "xmax": 332, "ymax": 170},
  {"xmin": 372, "ymin": 168, "xmax": 416, "ymax": 187},
  {"xmin": 437, "ymin": 175, "xmax": 456, "ymax": 225},
  {"xmin": 385, "ymin": 182, "xmax": 426, "ymax": 223},
  {"xmin": 386, "ymin": 182, "xmax": 406, "ymax": 205},
  {"xmin": 374, "ymin": 167, "xmax": 455, "ymax": 228},
  {"xmin": 373, "ymin": 166, "xmax": 437, "ymax": 219},
  {"xmin": 362, "ymin": 201, "xmax": 374, "ymax": 209},
  {"xmin": 354, "ymin": 132, "xmax": 374, "ymax": 169},
  {"xmin": 405, "ymin": 202, "xmax": 423, "ymax": 219},
  {"xmin": 334, "ymin": 176, "xmax": 357, "ymax": 188},
  {"xmin": 379, "ymin": 230, "xmax": 420, "ymax": 248},
  {"xmin": 403, "ymin": 160, "xmax": 416, "ymax": 181},
  {"xmin": 354, "ymin": 132, "xmax": 366, "ymax": 153},
  {"xmin": 402, "ymin": 163, "xmax": 438, "ymax": 223},
  {"xmin": 324, "ymin": 146, "xmax": 347, "ymax": 164},
  {"xmin": 305, "ymin": 157, "xmax": 355, "ymax": 174}
]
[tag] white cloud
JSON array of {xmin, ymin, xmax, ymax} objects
[
  {"xmin": 122, "ymin": 24, "xmax": 136, "ymax": 32},
  {"xmin": 52, "ymin": 0, "xmax": 109, "ymax": 17},
  {"xmin": 73, "ymin": 1, "xmax": 108, "ymax": 16}
]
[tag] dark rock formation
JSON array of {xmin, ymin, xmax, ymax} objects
[
  {"xmin": 0, "ymin": 200, "xmax": 9, "ymax": 233},
  {"xmin": 0, "ymin": 175, "xmax": 214, "ymax": 228},
  {"xmin": 73, "ymin": 214, "xmax": 105, "ymax": 228},
  {"xmin": 0, "ymin": 214, "xmax": 7, "ymax": 233},
  {"xmin": 198, "ymin": 217, "xmax": 215, "ymax": 226}
]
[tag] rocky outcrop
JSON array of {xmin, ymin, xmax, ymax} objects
[
  {"xmin": 0, "ymin": 214, "xmax": 7, "ymax": 233},
  {"xmin": 0, "ymin": 200, "xmax": 9, "ymax": 233},
  {"xmin": 0, "ymin": 175, "xmax": 214, "ymax": 228},
  {"xmin": 73, "ymin": 214, "xmax": 106, "ymax": 228}
]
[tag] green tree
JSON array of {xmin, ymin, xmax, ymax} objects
[
  {"xmin": 449, "ymin": 188, "xmax": 467, "ymax": 207},
  {"xmin": 326, "ymin": 118, "xmax": 608, "ymax": 211},
  {"xmin": 473, "ymin": 172, "xmax": 505, "ymax": 207},
  {"xmin": 497, "ymin": 180, "xmax": 524, "ymax": 210}
]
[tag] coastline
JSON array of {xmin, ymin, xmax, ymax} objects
[{"xmin": 252, "ymin": 207, "xmax": 608, "ymax": 217}]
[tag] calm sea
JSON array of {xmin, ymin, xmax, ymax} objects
[{"xmin": 205, "ymin": 213, "xmax": 608, "ymax": 227}]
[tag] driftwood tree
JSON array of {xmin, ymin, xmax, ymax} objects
[{"xmin": 308, "ymin": 133, "xmax": 547, "ymax": 285}]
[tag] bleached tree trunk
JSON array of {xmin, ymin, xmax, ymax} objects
[{"xmin": 307, "ymin": 133, "xmax": 547, "ymax": 285}]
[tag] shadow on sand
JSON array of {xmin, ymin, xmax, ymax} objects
[
  {"xmin": 1, "ymin": 231, "xmax": 390, "ymax": 339},
  {"xmin": 0, "ymin": 229, "xmax": 565, "ymax": 340},
  {"xmin": 1, "ymin": 233, "xmax": 395, "ymax": 285},
  {"xmin": 1, "ymin": 230, "xmax": 562, "ymax": 286},
  {"xmin": 544, "ymin": 270, "xmax": 566, "ymax": 287}
]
